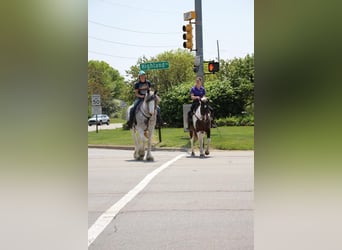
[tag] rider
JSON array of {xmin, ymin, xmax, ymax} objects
[
  {"xmin": 127, "ymin": 70, "xmax": 164, "ymax": 128},
  {"xmin": 188, "ymin": 76, "xmax": 215, "ymax": 126}
]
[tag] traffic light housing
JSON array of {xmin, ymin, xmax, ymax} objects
[
  {"xmin": 182, "ymin": 23, "xmax": 193, "ymax": 50},
  {"xmin": 208, "ymin": 61, "xmax": 219, "ymax": 73}
]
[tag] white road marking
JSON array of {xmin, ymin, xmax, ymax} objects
[{"xmin": 88, "ymin": 153, "xmax": 186, "ymax": 247}]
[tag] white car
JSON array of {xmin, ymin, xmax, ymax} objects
[{"xmin": 88, "ymin": 114, "xmax": 110, "ymax": 126}]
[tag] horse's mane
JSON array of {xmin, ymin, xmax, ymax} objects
[{"xmin": 144, "ymin": 90, "xmax": 161, "ymax": 104}]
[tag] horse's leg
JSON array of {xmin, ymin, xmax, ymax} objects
[
  {"xmin": 145, "ymin": 128, "xmax": 154, "ymax": 161},
  {"xmin": 131, "ymin": 128, "xmax": 139, "ymax": 159},
  {"xmin": 205, "ymin": 128, "xmax": 211, "ymax": 155},
  {"xmin": 137, "ymin": 127, "xmax": 146, "ymax": 160},
  {"xmin": 198, "ymin": 131, "xmax": 205, "ymax": 158},
  {"xmin": 190, "ymin": 129, "xmax": 195, "ymax": 156}
]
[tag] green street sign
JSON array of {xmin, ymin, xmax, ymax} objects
[{"xmin": 140, "ymin": 61, "xmax": 169, "ymax": 71}]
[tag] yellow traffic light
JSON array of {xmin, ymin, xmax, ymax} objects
[{"xmin": 182, "ymin": 24, "xmax": 193, "ymax": 50}]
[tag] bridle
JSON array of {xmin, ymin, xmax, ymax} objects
[{"xmin": 139, "ymin": 92, "xmax": 159, "ymax": 119}]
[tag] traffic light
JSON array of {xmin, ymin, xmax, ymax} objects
[
  {"xmin": 182, "ymin": 23, "xmax": 193, "ymax": 50},
  {"xmin": 208, "ymin": 61, "xmax": 219, "ymax": 73}
]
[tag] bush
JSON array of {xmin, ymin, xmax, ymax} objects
[
  {"xmin": 215, "ymin": 115, "xmax": 254, "ymax": 126},
  {"xmin": 159, "ymin": 80, "xmax": 254, "ymax": 127},
  {"xmin": 159, "ymin": 82, "xmax": 193, "ymax": 127}
]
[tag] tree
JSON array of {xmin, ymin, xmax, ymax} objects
[
  {"xmin": 88, "ymin": 60, "xmax": 124, "ymax": 117},
  {"xmin": 215, "ymin": 54, "xmax": 254, "ymax": 114},
  {"xmin": 125, "ymin": 49, "xmax": 196, "ymax": 97}
]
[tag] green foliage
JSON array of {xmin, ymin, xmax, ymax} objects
[
  {"xmin": 204, "ymin": 80, "xmax": 237, "ymax": 117},
  {"xmin": 159, "ymin": 82, "xmax": 193, "ymax": 127},
  {"xmin": 216, "ymin": 115, "xmax": 254, "ymax": 126},
  {"xmin": 213, "ymin": 54, "xmax": 254, "ymax": 113},
  {"xmin": 88, "ymin": 60, "xmax": 125, "ymax": 117},
  {"xmin": 160, "ymin": 78, "xmax": 254, "ymax": 127},
  {"xmin": 126, "ymin": 49, "xmax": 196, "ymax": 96}
]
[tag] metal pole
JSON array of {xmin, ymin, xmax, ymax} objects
[
  {"xmin": 158, "ymin": 127, "xmax": 162, "ymax": 142},
  {"xmin": 195, "ymin": 0, "xmax": 204, "ymax": 84},
  {"xmin": 96, "ymin": 114, "xmax": 98, "ymax": 133},
  {"xmin": 217, "ymin": 40, "xmax": 220, "ymax": 61}
]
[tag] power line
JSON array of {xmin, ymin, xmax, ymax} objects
[
  {"xmin": 100, "ymin": 0, "xmax": 178, "ymax": 14},
  {"xmin": 89, "ymin": 35, "xmax": 178, "ymax": 48},
  {"xmin": 89, "ymin": 20, "xmax": 179, "ymax": 35},
  {"xmin": 88, "ymin": 50, "xmax": 137, "ymax": 60}
]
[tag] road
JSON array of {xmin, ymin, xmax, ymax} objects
[{"xmin": 88, "ymin": 148, "xmax": 254, "ymax": 250}]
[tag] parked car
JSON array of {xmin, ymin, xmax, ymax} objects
[{"xmin": 88, "ymin": 114, "xmax": 110, "ymax": 126}]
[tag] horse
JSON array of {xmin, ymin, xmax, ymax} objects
[
  {"xmin": 189, "ymin": 97, "xmax": 211, "ymax": 158},
  {"xmin": 129, "ymin": 90, "xmax": 160, "ymax": 161}
]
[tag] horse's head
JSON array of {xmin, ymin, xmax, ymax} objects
[
  {"xmin": 144, "ymin": 90, "xmax": 160, "ymax": 116},
  {"xmin": 199, "ymin": 97, "xmax": 210, "ymax": 118}
]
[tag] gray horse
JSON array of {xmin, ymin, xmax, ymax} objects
[
  {"xmin": 189, "ymin": 97, "xmax": 211, "ymax": 158},
  {"xmin": 128, "ymin": 90, "xmax": 160, "ymax": 161}
]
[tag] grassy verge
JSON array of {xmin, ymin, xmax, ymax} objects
[
  {"xmin": 110, "ymin": 118, "xmax": 126, "ymax": 123},
  {"xmin": 88, "ymin": 126, "xmax": 254, "ymax": 150}
]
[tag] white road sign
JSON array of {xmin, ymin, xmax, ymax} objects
[
  {"xmin": 92, "ymin": 94, "xmax": 101, "ymax": 106},
  {"xmin": 92, "ymin": 106, "xmax": 102, "ymax": 115}
]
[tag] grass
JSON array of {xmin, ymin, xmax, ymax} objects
[
  {"xmin": 110, "ymin": 118, "xmax": 126, "ymax": 123},
  {"xmin": 88, "ymin": 126, "xmax": 254, "ymax": 150}
]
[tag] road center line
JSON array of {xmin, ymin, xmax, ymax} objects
[{"xmin": 88, "ymin": 153, "xmax": 186, "ymax": 247}]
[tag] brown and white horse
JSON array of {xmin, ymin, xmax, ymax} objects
[
  {"xmin": 189, "ymin": 97, "xmax": 211, "ymax": 158},
  {"xmin": 129, "ymin": 90, "xmax": 160, "ymax": 161}
]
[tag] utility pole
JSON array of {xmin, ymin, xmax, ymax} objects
[{"xmin": 194, "ymin": 0, "xmax": 204, "ymax": 83}]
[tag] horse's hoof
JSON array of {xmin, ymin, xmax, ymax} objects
[
  {"xmin": 205, "ymin": 151, "xmax": 210, "ymax": 155},
  {"xmin": 146, "ymin": 156, "xmax": 154, "ymax": 162},
  {"xmin": 200, "ymin": 154, "xmax": 205, "ymax": 158},
  {"xmin": 191, "ymin": 152, "xmax": 195, "ymax": 157}
]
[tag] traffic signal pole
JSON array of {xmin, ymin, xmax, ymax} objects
[{"xmin": 195, "ymin": 0, "xmax": 204, "ymax": 83}]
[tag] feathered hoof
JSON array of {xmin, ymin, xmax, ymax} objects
[
  {"xmin": 205, "ymin": 150, "xmax": 210, "ymax": 155},
  {"xmin": 200, "ymin": 154, "xmax": 205, "ymax": 158},
  {"xmin": 191, "ymin": 152, "xmax": 195, "ymax": 157}
]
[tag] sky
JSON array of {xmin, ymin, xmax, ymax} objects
[{"xmin": 88, "ymin": 0, "xmax": 254, "ymax": 79}]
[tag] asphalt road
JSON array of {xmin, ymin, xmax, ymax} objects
[{"xmin": 88, "ymin": 148, "xmax": 254, "ymax": 250}]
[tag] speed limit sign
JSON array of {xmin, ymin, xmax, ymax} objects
[{"xmin": 92, "ymin": 94, "xmax": 101, "ymax": 106}]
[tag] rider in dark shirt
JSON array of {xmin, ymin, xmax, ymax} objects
[
  {"xmin": 127, "ymin": 70, "xmax": 164, "ymax": 128},
  {"xmin": 188, "ymin": 76, "xmax": 215, "ymax": 127},
  {"xmin": 127, "ymin": 70, "xmax": 151, "ymax": 128}
]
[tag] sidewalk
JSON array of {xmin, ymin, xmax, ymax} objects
[{"xmin": 88, "ymin": 123, "xmax": 123, "ymax": 132}]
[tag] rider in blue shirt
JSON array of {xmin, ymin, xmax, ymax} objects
[
  {"xmin": 190, "ymin": 77, "xmax": 206, "ymax": 111},
  {"xmin": 188, "ymin": 76, "xmax": 215, "ymax": 126}
]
